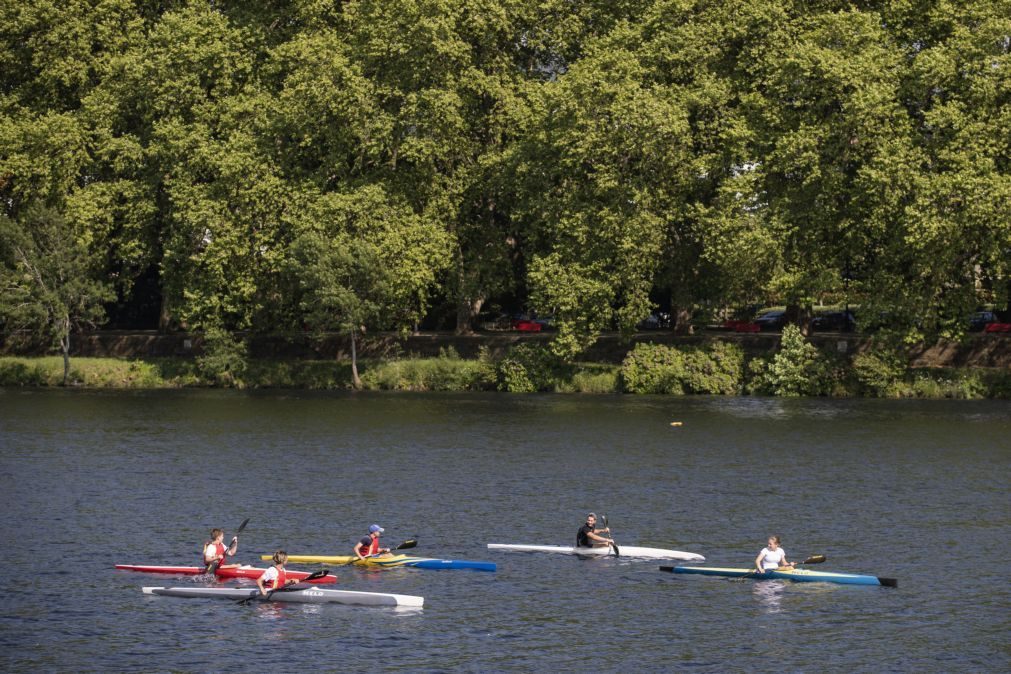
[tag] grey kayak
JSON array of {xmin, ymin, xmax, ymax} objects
[{"xmin": 142, "ymin": 586, "xmax": 423, "ymax": 607}]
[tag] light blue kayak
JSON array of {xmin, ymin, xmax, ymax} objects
[{"xmin": 660, "ymin": 565, "xmax": 897, "ymax": 587}]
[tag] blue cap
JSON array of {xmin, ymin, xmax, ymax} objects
[{"xmin": 369, "ymin": 524, "xmax": 384, "ymax": 534}]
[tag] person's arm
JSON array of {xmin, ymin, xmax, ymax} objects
[
  {"xmin": 257, "ymin": 571, "xmax": 270, "ymax": 595},
  {"xmin": 226, "ymin": 536, "xmax": 238, "ymax": 557},
  {"xmin": 353, "ymin": 541, "xmax": 367, "ymax": 560},
  {"xmin": 587, "ymin": 530, "xmax": 612, "ymax": 544},
  {"xmin": 781, "ymin": 551, "xmax": 793, "ymax": 568},
  {"xmin": 754, "ymin": 550, "xmax": 765, "ymax": 573}
]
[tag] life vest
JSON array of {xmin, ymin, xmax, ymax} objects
[
  {"xmin": 203, "ymin": 541, "xmax": 226, "ymax": 568},
  {"xmin": 358, "ymin": 535, "xmax": 380, "ymax": 557},
  {"xmin": 263, "ymin": 566, "xmax": 287, "ymax": 590}
]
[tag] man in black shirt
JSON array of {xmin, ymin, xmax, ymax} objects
[{"xmin": 576, "ymin": 513, "xmax": 614, "ymax": 549}]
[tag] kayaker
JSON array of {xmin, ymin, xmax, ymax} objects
[
  {"xmin": 257, "ymin": 550, "xmax": 299, "ymax": 595},
  {"xmin": 754, "ymin": 535, "xmax": 795, "ymax": 574},
  {"xmin": 576, "ymin": 513, "xmax": 615, "ymax": 549},
  {"xmin": 353, "ymin": 524, "xmax": 391, "ymax": 560},
  {"xmin": 203, "ymin": 527, "xmax": 239, "ymax": 572}
]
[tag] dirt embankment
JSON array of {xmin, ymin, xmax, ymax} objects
[{"xmin": 3, "ymin": 330, "xmax": 1010, "ymax": 368}]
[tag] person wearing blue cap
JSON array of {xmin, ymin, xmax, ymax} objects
[{"xmin": 353, "ymin": 524, "xmax": 391, "ymax": 561}]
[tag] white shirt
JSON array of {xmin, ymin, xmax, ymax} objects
[
  {"xmin": 259, "ymin": 566, "xmax": 279, "ymax": 584},
  {"xmin": 758, "ymin": 547, "xmax": 786, "ymax": 570}
]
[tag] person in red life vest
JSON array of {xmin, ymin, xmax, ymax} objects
[
  {"xmin": 256, "ymin": 550, "xmax": 299, "ymax": 595},
  {"xmin": 353, "ymin": 524, "xmax": 391, "ymax": 561},
  {"xmin": 203, "ymin": 528, "xmax": 240, "ymax": 572}
]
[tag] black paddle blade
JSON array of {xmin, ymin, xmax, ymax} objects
[
  {"xmin": 801, "ymin": 555, "xmax": 826, "ymax": 565},
  {"xmin": 659, "ymin": 566, "xmax": 676, "ymax": 573},
  {"xmin": 235, "ymin": 518, "xmax": 250, "ymax": 536},
  {"xmin": 396, "ymin": 539, "xmax": 418, "ymax": 550},
  {"xmin": 611, "ymin": 542, "xmax": 620, "ymax": 557},
  {"xmin": 304, "ymin": 569, "xmax": 329, "ymax": 582},
  {"xmin": 878, "ymin": 577, "xmax": 898, "ymax": 588}
]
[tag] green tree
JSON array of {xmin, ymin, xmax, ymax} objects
[
  {"xmin": 291, "ymin": 186, "xmax": 451, "ymax": 388},
  {"xmin": 0, "ymin": 207, "xmax": 114, "ymax": 384}
]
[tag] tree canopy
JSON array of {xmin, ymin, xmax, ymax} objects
[{"xmin": 1, "ymin": 0, "xmax": 1007, "ymax": 358}]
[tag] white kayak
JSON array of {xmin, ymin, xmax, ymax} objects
[
  {"xmin": 142, "ymin": 586, "xmax": 423, "ymax": 608},
  {"xmin": 487, "ymin": 543, "xmax": 704, "ymax": 561}
]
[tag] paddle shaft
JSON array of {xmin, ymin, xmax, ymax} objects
[
  {"xmin": 347, "ymin": 539, "xmax": 418, "ymax": 565},
  {"xmin": 602, "ymin": 515, "xmax": 619, "ymax": 557}
]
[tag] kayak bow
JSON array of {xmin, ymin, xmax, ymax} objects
[
  {"xmin": 660, "ymin": 565, "xmax": 897, "ymax": 587},
  {"xmin": 261, "ymin": 554, "xmax": 496, "ymax": 572},
  {"xmin": 142, "ymin": 586, "xmax": 423, "ymax": 607},
  {"xmin": 488, "ymin": 544, "xmax": 705, "ymax": 561},
  {"xmin": 115, "ymin": 564, "xmax": 337, "ymax": 584}
]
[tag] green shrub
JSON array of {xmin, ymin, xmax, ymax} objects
[
  {"xmin": 852, "ymin": 346, "xmax": 908, "ymax": 397},
  {"xmin": 565, "ymin": 365, "xmax": 621, "ymax": 393},
  {"xmin": 495, "ymin": 343, "xmax": 570, "ymax": 393},
  {"xmin": 747, "ymin": 325, "xmax": 835, "ymax": 396},
  {"xmin": 620, "ymin": 342, "xmax": 744, "ymax": 395},
  {"xmin": 361, "ymin": 348, "xmax": 487, "ymax": 391},
  {"xmin": 195, "ymin": 327, "xmax": 248, "ymax": 387}
]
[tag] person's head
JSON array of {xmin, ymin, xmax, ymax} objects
[
  {"xmin": 586, "ymin": 513, "xmax": 597, "ymax": 525},
  {"xmin": 369, "ymin": 524, "xmax": 384, "ymax": 538},
  {"xmin": 767, "ymin": 535, "xmax": 781, "ymax": 549},
  {"xmin": 210, "ymin": 528, "xmax": 224, "ymax": 542},
  {"xmin": 272, "ymin": 550, "xmax": 288, "ymax": 565}
]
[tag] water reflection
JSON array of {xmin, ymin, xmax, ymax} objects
[{"xmin": 752, "ymin": 581, "xmax": 786, "ymax": 614}]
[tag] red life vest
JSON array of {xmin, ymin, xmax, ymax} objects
[
  {"xmin": 261, "ymin": 566, "xmax": 287, "ymax": 590},
  {"xmin": 204, "ymin": 541, "xmax": 226, "ymax": 567},
  {"xmin": 357, "ymin": 535, "xmax": 380, "ymax": 557}
]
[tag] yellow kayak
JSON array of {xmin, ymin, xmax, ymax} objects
[{"xmin": 260, "ymin": 553, "xmax": 495, "ymax": 572}]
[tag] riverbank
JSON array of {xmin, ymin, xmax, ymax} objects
[{"xmin": 2, "ymin": 350, "xmax": 1008, "ymax": 398}]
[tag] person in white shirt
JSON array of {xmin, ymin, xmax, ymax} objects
[{"xmin": 754, "ymin": 535, "xmax": 795, "ymax": 574}]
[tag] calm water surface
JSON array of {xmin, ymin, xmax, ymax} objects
[{"xmin": 0, "ymin": 389, "xmax": 1008, "ymax": 672}]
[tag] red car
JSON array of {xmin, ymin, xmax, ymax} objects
[
  {"xmin": 720, "ymin": 319, "xmax": 760, "ymax": 333},
  {"xmin": 512, "ymin": 319, "xmax": 542, "ymax": 332},
  {"xmin": 983, "ymin": 322, "xmax": 1011, "ymax": 333}
]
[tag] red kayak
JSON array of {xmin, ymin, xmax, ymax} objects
[{"xmin": 115, "ymin": 564, "xmax": 337, "ymax": 584}]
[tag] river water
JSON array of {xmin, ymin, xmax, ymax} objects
[{"xmin": 0, "ymin": 389, "xmax": 1007, "ymax": 672}]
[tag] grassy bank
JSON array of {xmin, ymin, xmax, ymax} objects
[{"xmin": 1, "ymin": 351, "xmax": 1007, "ymax": 398}]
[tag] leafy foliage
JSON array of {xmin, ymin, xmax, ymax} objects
[
  {"xmin": 620, "ymin": 342, "xmax": 744, "ymax": 395},
  {"xmin": 747, "ymin": 325, "xmax": 837, "ymax": 396}
]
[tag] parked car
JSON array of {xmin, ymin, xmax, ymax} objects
[
  {"xmin": 719, "ymin": 318, "xmax": 760, "ymax": 333},
  {"xmin": 511, "ymin": 318, "xmax": 542, "ymax": 332},
  {"xmin": 638, "ymin": 313, "xmax": 672, "ymax": 330},
  {"xmin": 968, "ymin": 311, "xmax": 997, "ymax": 332},
  {"xmin": 753, "ymin": 309, "xmax": 787, "ymax": 331},
  {"xmin": 810, "ymin": 310, "xmax": 857, "ymax": 333},
  {"xmin": 983, "ymin": 321, "xmax": 1011, "ymax": 333}
]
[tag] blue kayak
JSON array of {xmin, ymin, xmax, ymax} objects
[{"xmin": 660, "ymin": 565, "xmax": 897, "ymax": 587}]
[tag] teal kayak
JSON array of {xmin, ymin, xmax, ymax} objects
[{"xmin": 660, "ymin": 565, "xmax": 897, "ymax": 587}]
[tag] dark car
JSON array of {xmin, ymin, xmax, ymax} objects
[
  {"xmin": 968, "ymin": 311, "xmax": 997, "ymax": 332},
  {"xmin": 753, "ymin": 310, "xmax": 787, "ymax": 331},
  {"xmin": 810, "ymin": 310, "xmax": 857, "ymax": 333}
]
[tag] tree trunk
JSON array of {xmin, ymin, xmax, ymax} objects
[
  {"xmin": 349, "ymin": 328, "xmax": 362, "ymax": 390},
  {"xmin": 59, "ymin": 316, "xmax": 71, "ymax": 386},
  {"xmin": 455, "ymin": 295, "xmax": 484, "ymax": 335},
  {"xmin": 672, "ymin": 306, "xmax": 694, "ymax": 335},
  {"xmin": 785, "ymin": 303, "xmax": 813, "ymax": 336}
]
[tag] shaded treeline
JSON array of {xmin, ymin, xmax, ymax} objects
[{"xmin": 2, "ymin": 1, "xmax": 1009, "ymax": 368}]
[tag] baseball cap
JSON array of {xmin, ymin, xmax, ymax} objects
[{"xmin": 369, "ymin": 524, "xmax": 384, "ymax": 533}]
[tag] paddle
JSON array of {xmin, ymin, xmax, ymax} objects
[
  {"xmin": 237, "ymin": 569, "xmax": 330, "ymax": 605},
  {"xmin": 345, "ymin": 538, "xmax": 419, "ymax": 566},
  {"xmin": 602, "ymin": 514, "xmax": 619, "ymax": 557},
  {"xmin": 735, "ymin": 554, "xmax": 827, "ymax": 581},
  {"xmin": 207, "ymin": 518, "xmax": 250, "ymax": 574}
]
